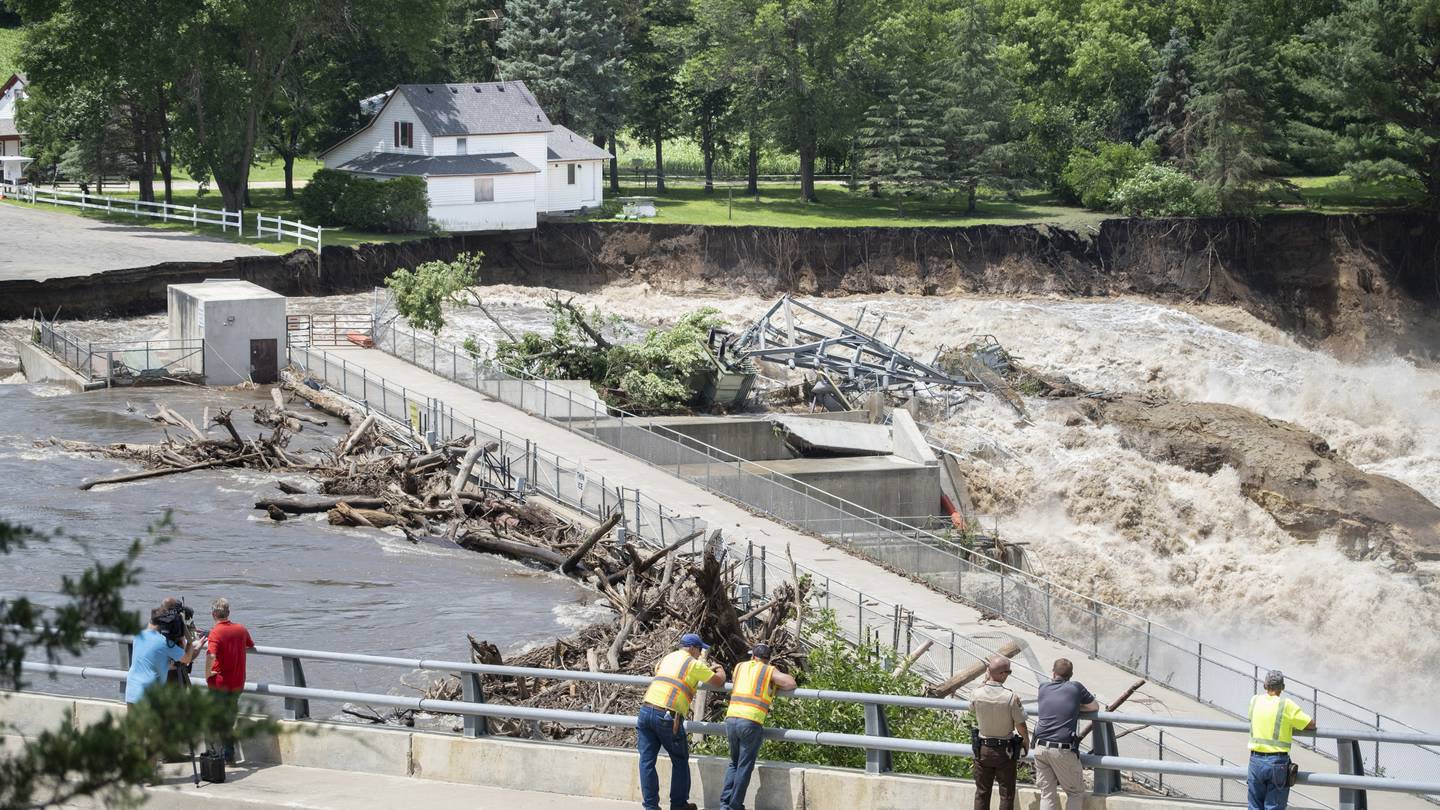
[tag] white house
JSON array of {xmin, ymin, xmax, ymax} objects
[
  {"xmin": 0, "ymin": 73, "xmax": 32, "ymax": 185},
  {"xmin": 319, "ymin": 81, "xmax": 612, "ymax": 232}
]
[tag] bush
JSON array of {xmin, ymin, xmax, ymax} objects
[
  {"xmin": 298, "ymin": 168, "xmax": 352, "ymax": 225},
  {"xmin": 1061, "ymin": 141, "xmax": 1158, "ymax": 210},
  {"xmin": 1110, "ymin": 164, "xmax": 1219, "ymax": 217},
  {"xmin": 300, "ymin": 171, "xmax": 429, "ymax": 232}
]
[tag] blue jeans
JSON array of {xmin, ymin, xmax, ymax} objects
[
  {"xmin": 1248, "ymin": 752, "xmax": 1291, "ymax": 810},
  {"xmin": 720, "ymin": 717, "xmax": 765, "ymax": 810},
  {"xmin": 637, "ymin": 704, "xmax": 691, "ymax": 810}
]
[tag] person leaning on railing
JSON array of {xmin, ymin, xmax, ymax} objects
[
  {"xmin": 1247, "ymin": 670, "xmax": 1316, "ymax": 810},
  {"xmin": 637, "ymin": 633, "xmax": 727, "ymax": 810},
  {"xmin": 1031, "ymin": 658, "xmax": 1099, "ymax": 810},
  {"xmin": 720, "ymin": 642, "xmax": 797, "ymax": 810}
]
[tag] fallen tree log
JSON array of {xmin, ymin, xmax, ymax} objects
[
  {"xmin": 929, "ymin": 640, "xmax": 1024, "ymax": 697},
  {"xmin": 459, "ymin": 531, "xmax": 580, "ymax": 570},
  {"xmin": 281, "ymin": 371, "xmax": 362, "ymax": 424},
  {"xmin": 80, "ymin": 451, "xmax": 263, "ymax": 491},
  {"xmin": 1078, "ymin": 679, "xmax": 1146, "ymax": 741},
  {"xmin": 562, "ymin": 510, "xmax": 622, "ymax": 574},
  {"xmin": 328, "ymin": 502, "xmax": 404, "ymax": 528},
  {"xmin": 256, "ymin": 496, "xmax": 389, "ymax": 514}
]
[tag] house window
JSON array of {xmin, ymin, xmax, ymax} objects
[
  {"xmin": 393, "ymin": 121, "xmax": 414, "ymax": 148},
  {"xmin": 474, "ymin": 177, "xmax": 494, "ymax": 202},
  {"xmin": 567, "ymin": 164, "xmax": 577, "ymax": 185},
  {"xmin": 456, "ymin": 138, "xmax": 467, "ymax": 155}
]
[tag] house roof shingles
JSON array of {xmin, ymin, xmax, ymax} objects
[
  {"xmin": 547, "ymin": 125, "xmax": 613, "ymax": 162},
  {"xmin": 397, "ymin": 82, "xmax": 552, "ymax": 136},
  {"xmin": 335, "ymin": 151, "xmax": 540, "ymax": 178}
]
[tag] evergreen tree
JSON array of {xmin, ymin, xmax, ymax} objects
[
  {"xmin": 1307, "ymin": 0, "xmax": 1440, "ymax": 208},
  {"xmin": 859, "ymin": 77, "xmax": 945, "ymax": 217},
  {"xmin": 1193, "ymin": 6, "xmax": 1278, "ymax": 211},
  {"xmin": 1144, "ymin": 28, "xmax": 1198, "ymax": 165},
  {"xmin": 935, "ymin": 4, "xmax": 1026, "ymax": 213},
  {"xmin": 497, "ymin": 0, "xmax": 628, "ymax": 140}
]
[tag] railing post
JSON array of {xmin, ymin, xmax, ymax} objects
[
  {"xmin": 1196, "ymin": 643, "xmax": 1203, "ymax": 702},
  {"xmin": 1335, "ymin": 737, "xmax": 1369, "ymax": 810},
  {"xmin": 116, "ymin": 638, "xmax": 133, "ymax": 698},
  {"xmin": 281, "ymin": 655, "xmax": 311, "ymax": 720},
  {"xmin": 1090, "ymin": 718, "xmax": 1121, "ymax": 795},
  {"xmin": 862, "ymin": 702, "xmax": 893, "ymax": 774},
  {"xmin": 461, "ymin": 672, "xmax": 489, "ymax": 738}
]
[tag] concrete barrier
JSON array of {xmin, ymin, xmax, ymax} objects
[
  {"xmin": 1, "ymin": 690, "xmax": 1225, "ymax": 810},
  {"xmin": 15, "ymin": 340, "xmax": 96, "ymax": 392}
]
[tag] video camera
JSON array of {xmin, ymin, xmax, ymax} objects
[{"xmin": 154, "ymin": 599, "xmax": 197, "ymax": 646}]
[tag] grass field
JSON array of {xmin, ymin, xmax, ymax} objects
[
  {"xmin": 0, "ymin": 27, "xmax": 21, "ymax": 78},
  {"xmin": 149, "ymin": 156, "xmax": 323, "ymax": 186},
  {"xmin": 585, "ymin": 181, "xmax": 1113, "ymax": 229},
  {"xmin": 1285, "ymin": 174, "xmax": 1425, "ymax": 211}
]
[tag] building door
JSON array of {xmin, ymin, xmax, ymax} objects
[{"xmin": 249, "ymin": 338, "xmax": 278, "ymax": 384}]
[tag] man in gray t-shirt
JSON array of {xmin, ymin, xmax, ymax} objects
[{"xmin": 1032, "ymin": 659, "xmax": 1099, "ymax": 810}]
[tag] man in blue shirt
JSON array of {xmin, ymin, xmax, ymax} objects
[
  {"xmin": 1032, "ymin": 658, "xmax": 1099, "ymax": 810},
  {"xmin": 126, "ymin": 606, "xmax": 201, "ymax": 704}
]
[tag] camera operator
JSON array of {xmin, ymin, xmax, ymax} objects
[
  {"xmin": 205, "ymin": 597, "xmax": 254, "ymax": 764},
  {"xmin": 125, "ymin": 604, "xmax": 203, "ymax": 705}
]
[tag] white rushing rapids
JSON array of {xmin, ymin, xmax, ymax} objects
[{"xmin": 447, "ymin": 285, "xmax": 1440, "ymax": 721}]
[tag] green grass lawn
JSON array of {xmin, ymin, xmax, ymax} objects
[
  {"xmin": 2, "ymin": 186, "xmax": 424, "ymax": 254},
  {"xmin": 585, "ymin": 181, "xmax": 1113, "ymax": 230},
  {"xmin": 150, "ymin": 156, "xmax": 323, "ymax": 186},
  {"xmin": 1282, "ymin": 174, "xmax": 1425, "ymax": 212},
  {"xmin": 0, "ymin": 27, "xmax": 21, "ymax": 78}
]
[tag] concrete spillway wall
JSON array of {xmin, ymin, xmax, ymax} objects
[{"xmin": 4, "ymin": 691, "xmax": 1222, "ymax": 810}]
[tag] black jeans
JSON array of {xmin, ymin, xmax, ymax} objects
[
  {"xmin": 974, "ymin": 744, "xmax": 1017, "ymax": 810},
  {"xmin": 208, "ymin": 689, "xmax": 242, "ymax": 762}
]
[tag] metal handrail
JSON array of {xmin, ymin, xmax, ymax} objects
[
  {"xmin": 18, "ymin": 661, "xmax": 1440, "ymax": 797},
  {"xmin": 372, "ymin": 319, "xmax": 1434, "ymax": 745}
]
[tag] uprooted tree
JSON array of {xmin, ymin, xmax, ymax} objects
[{"xmin": 385, "ymin": 253, "xmax": 727, "ymax": 412}]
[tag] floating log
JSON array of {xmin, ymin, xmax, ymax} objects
[
  {"xmin": 328, "ymin": 502, "xmax": 403, "ymax": 528},
  {"xmin": 257, "ymin": 496, "xmax": 388, "ymax": 514},
  {"xmin": 562, "ymin": 510, "xmax": 622, "ymax": 574},
  {"xmin": 80, "ymin": 451, "xmax": 263, "ymax": 491},
  {"xmin": 459, "ymin": 532, "xmax": 575, "ymax": 569}
]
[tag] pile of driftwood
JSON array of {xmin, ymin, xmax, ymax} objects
[{"xmin": 54, "ymin": 371, "xmax": 808, "ymax": 746}]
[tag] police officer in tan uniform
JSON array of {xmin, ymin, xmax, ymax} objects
[{"xmin": 968, "ymin": 655, "xmax": 1030, "ymax": 810}]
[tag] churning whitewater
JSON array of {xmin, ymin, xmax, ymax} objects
[{"xmin": 418, "ymin": 284, "xmax": 1440, "ymax": 722}]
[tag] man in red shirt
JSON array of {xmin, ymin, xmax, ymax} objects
[{"xmin": 205, "ymin": 597, "xmax": 255, "ymax": 763}]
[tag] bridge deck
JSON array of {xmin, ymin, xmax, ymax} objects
[{"xmin": 316, "ymin": 345, "xmax": 1425, "ymax": 809}]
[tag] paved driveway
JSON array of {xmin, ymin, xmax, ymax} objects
[{"xmin": 0, "ymin": 204, "xmax": 272, "ymax": 281}]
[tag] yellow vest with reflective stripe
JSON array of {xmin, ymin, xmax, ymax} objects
[
  {"xmin": 726, "ymin": 660, "xmax": 776, "ymax": 725},
  {"xmin": 1249, "ymin": 694, "xmax": 1296, "ymax": 753},
  {"xmin": 644, "ymin": 650, "xmax": 700, "ymax": 715}
]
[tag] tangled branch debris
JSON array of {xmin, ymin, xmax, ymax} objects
[{"xmin": 52, "ymin": 374, "xmax": 807, "ymax": 746}]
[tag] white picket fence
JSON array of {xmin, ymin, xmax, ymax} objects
[
  {"xmin": 2, "ymin": 180, "xmax": 322, "ymax": 252},
  {"xmin": 10, "ymin": 184, "xmax": 244, "ymax": 232},
  {"xmin": 255, "ymin": 212, "xmax": 322, "ymax": 249}
]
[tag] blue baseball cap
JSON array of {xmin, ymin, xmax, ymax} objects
[{"xmin": 679, "ymin": 633, "xmax": 709, "ymax": 650}]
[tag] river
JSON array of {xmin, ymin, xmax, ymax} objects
[{"xmin": 0, "ymin": 382, "xmax": 603, "ymax": 717}]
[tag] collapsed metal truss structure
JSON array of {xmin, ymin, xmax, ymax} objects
[{"xmin": 717, "ymin": 296, "xmax": 982, "ymax": 405}]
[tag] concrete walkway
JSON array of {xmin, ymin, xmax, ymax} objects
[
  {"xmin": 316, "ymin": 345, "xmax": 1420, "ymax": 810},
  {"xmin": 66, "ymin": 763, "xmax": 633, "ymax": 809}
]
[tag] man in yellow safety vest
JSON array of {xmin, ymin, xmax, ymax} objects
[
  {"xmin": 638, "ymin": 633, "xmax": 727, "ymax": 810},
  {"xmin": 1247, "ymin": 670, "xmax": 1316, "ymax": 810},
  {"xmin": 720, "ymin": 642, "xmax": 798, "ymax": 810}
]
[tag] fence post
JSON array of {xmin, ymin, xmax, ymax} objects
[
  {"xmin": 1090, "ymin": 719, "xmax": 1122, "ymax": 795},
  {"xmin": 1337, "ymin": 737, "xmax": 1368, "ymax": 810},
  {"xmin": 1196, "ymin": 643, "xmax": 1203, "ymax": 702},
  {"xmin": 461, "ymin": 672, "xmax": 489, "ymax": 738},
  {"xmin": 115, "ymin": 638, "xmax": 133, "ymax": 698},
  {"xmin": 281, "ymin": 656, "xmax": 311, "ymax": 720},
  {"xmin": 862, "ymin": 702, "xmax": 893, "ymax": 774}
]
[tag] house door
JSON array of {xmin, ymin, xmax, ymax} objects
[{"xmin": 249, "ymin": 338, "xmax": 278, "ymax": 384}]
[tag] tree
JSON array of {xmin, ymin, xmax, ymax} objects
[
  {"xmin": 1193, "ymin": 4, "xmax": 1279, "ymax": 210},
  {"xmin": 690, "ymin": 0, "xmax": 776, "ymax": 195},
  {"xmin": 497, "ymin": 0, "xmax": 628, "ymax": 139},
  {"xmin": 858, "ymin": 77, "xmax": 944, "ymax": 216},
  {"xmin": 0, "ymin": 518, "xmax": 268, "ymax": 809},
  {"xmin": 625, "ymin": 0, "xmax": 690, "ymax": 193},
  {"xmin": 1144, "ymin": 28, "xmax": 1199, "ymax": 165},
  {"xmin": 935, "ymin": 3, "xmax": 1028, "ymax": 213},
  {"xmin": 440, "ymin": 0, "xmax": 504, "ymax": 83},
  {"xmin": 1307, "ymin": 0, "xmax": 1440, "ymax": 207},
  {"xmin": 385, "ymin": 253, "xmax": 516, "ymax": 341},
  {"xmin": 174, "ymin": 0, "xmax": 442, "ymax": 211}
]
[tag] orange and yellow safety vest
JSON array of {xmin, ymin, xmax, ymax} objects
[
  {"xmin": 643, "ymin": 650, "xmax": 708, "ymax": 715},
  {"xmin": 726, "ymin": 660, "xmax": 776, "ymax": 725}
]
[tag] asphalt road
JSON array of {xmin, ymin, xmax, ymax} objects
[{"xmin": 0, "ymin": 203, "xmax": 271, "ymax": 281}]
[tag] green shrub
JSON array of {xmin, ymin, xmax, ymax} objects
[
  {"xmin": 1061, "ymin": 141, "xmax": 1159, "ymax": 210},
  {"xmin": 298, "ymin": 168, "xmax": 352, "ymax": 224},
  {"xmin": 301, "ymin": 170, "xmax": 429, "ymax": 232},
  {"xmin": 1110, "ymin": 164, "xmax": 1219, "ymax": 217}
]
